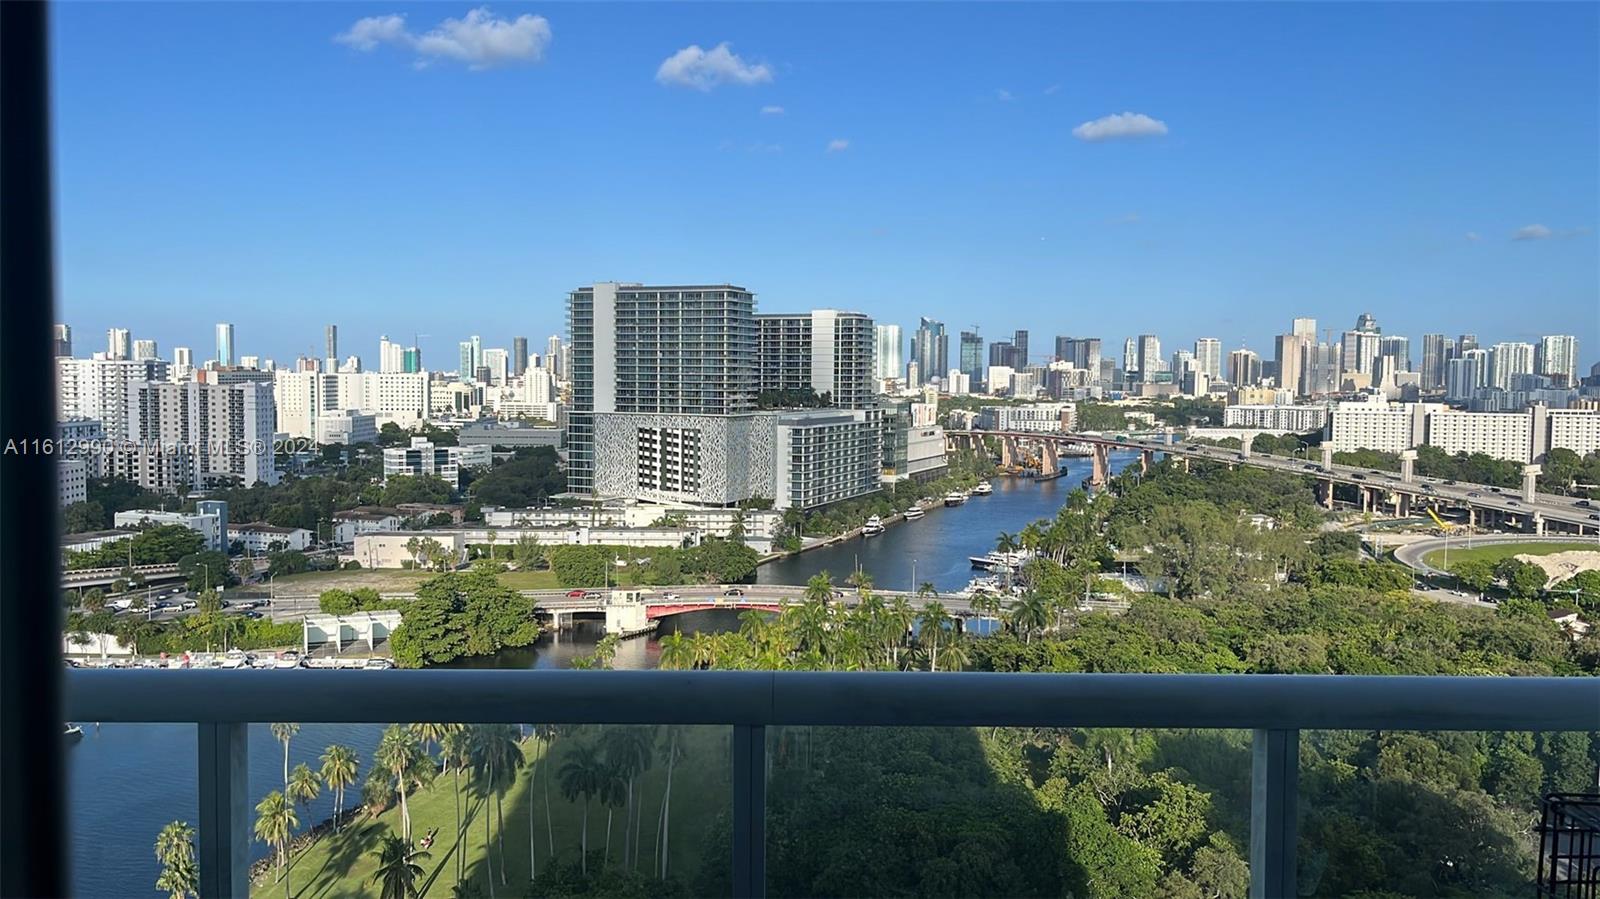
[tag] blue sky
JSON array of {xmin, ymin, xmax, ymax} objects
[{"xmin": 52, "ymin": 2, "xmax": 1598, "ymax": 370}]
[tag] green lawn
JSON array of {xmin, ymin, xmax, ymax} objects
[
  {"xmin": 1423, "ymin": 541, "xmax": 1597, "ymax": 570},
  {"xmin": 272, "ymin": 567, "xmax": 559, "ymax": 594},
  {"xmin": 256, "ymin": 727, "xmax": 729, "ymax": 898},
  {"xmin": 497, "ymin": 570, "xmax": 561, "ymax": 590}
]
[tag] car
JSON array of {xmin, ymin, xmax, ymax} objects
[
  {"xmin": 1368, "ymin": 470, "xmax": 1383, "ymax": 476},
  {"xmin": 1352, "ymin": 474, "xmax": 1366, "ymax": 481},
  {"xmin": 566, "ymin": 589, "xmax": 587, "ymax": 598},
  {"xmin": 179, "ymin": 600, "xmax": 198, "ymax": 611},
  {"xmin": 1488, "ymin": 487, "xmax": 1501, "ymax": 493},
  {"xmin": 242, "ymin": 610, "xmax": 264, "ymax": 620},
  {"xmin": 1590, "ymin": 513, "xmax": 1599, "ymax": 521},
  {"xmin": 1467, "ymin": 491, "xmax": 1482, "ymax": 498},
  {"xmin": 1422, "ymin": 484, "xmax": 1436, "ymax": 493},
  {"xmin": 1443, "ymin": 479, "xmax": 1457, "ymax": 486},
  {"xmin": 583, "ymin": 591, "xmax": 603, "ymax": 600},
  {"xmin": 662, "ymin": 592, "xmax": 680, "ymax": 602},
  {"xmin": 1576, "ymin": 500, "xmax": 1592, "ymax": 508},
  {"xmin": 1302, "ymin": 463, "xmax": 1318, "ymax": 470},
  {"xmin": 1506, "ymin": 500, "xmax": 1519, "ymax": 507},
  {"xmin": 723, "ymin": 588, "xmax": 745, "ymax": 597}
]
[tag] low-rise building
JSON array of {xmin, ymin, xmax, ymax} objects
[
  {"xmin": 314, "ymin": 410, "xmax": 378, "ymax": 446},
  {"xmin": 975, "ymin": 402, "xmax": 1076, "ymax": 433},
  {"xmin": 59, "ymin": 458, "xmax": 87, "ymax": 507},
  {"xmin": 233, "ymin": 523, "xmax": 313, "ymax": 553},
  {"xmin": 382, "ymin": 437, "xmax": 492, "ymax": 490},
  {"xmin": 63, "ymin": 529, "xmax": 138, "ymax": 553},
  {"xmin": 481, "ymin": 504, "xmax": 781, "ymax": 551},
  {"xmin": 113, "ymin": 506, "xmax": 227, "ymax": 551},
  {"xmin": 458, "ymin": 421, "xmax": 564, "ymax": 450},
  {"xmin": 333, "ymin": 507, "xmax": 406, "ymax": 545}
]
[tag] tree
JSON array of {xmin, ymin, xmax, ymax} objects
[
  {"xmin": 1452, "ymin": 558, "xmax": 1496, "ymax": 596},
  {"xmin": 253, "ymin": 791, "xmax": 298, "ymax": 897},
  {"xmin": 1494, "ymin": 558, "xmax": 1547, "ymax": 600},
  {"xmin": 383, "ymin": 474, "xmax": 453, "ymax": 506},
  {"xmin": 440, "ymin": 728, "xmax": 474, "ymax": 883},
  {"xmin": 269, "ymin": 722, "xmax": 299, "ymax": 788},
  {"xmin": 286, "ymin": 762, "xmax": 322, "ymax": 826},
  {"xmin": 470, "ymin": 724, "xmax": 523, "ymax": 887},
  {"xmin": 177, "ymin": 550, "xmax": 233, "ymax": 593},
  {"xmin": 917, "ymin": 601, "xmax": 952, "ymax": 671},
  {"xmin": 154, "ymin": 821, "xmax": 198, "ymax": 899},
  {"xmin": 602, "ymin": 727, "xmax": 655, "ymax": 870},
  {"xmin": 559, "ymin": 741, "xmax": 605, "ymax": 874},
  {"xmin": 376, "ymin": 725, "xmax": 422, "ymax": 841},
  {"xmin": 319, "ymin": 744, "xmax": 359, "ymax": 830},
  {"xmin": 63, "ymin": 500, "xmax": 108, "ymax": 533},
  {"xmin": 369, "ymin": 834, "xmax": 429, "ymax": 899}
]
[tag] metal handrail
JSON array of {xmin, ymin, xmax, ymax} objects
[{"xmin": 63, "ymin": 671, "xmax": 1600, "ymax": 899}]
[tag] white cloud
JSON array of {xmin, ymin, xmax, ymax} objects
[
  {"xmin": 1043, "ymin": 83, "xmax": 1062, "ymax": 95},
  {"xmin": 334, "ymin": 8, "xmax": 551, "ymax": 70},
  {"xmin": 1071, "ymin": 111, "xmax": 1169, "ymax": 142},
  {"xmin": 1512, "ymin": 224, "xmax": 1553, "ymax": 241},
  {"xmin": 996, "ymin": 89, "xmax": 1014, "ymax": 102},
  {"xmin": 656, "ymin": 42, "xmax": 772, "ymax": 90},
  {"xmin": 335, "ymin": 14, "xmax": 409, "ymax": 51},
  {"xmin": 826, "ymin": 138, "xmax": 850, "ymax": 153},
  {"xmin": 760, "ymin": 105, "xmax": 785, "ymax": 116},
  {"xmin": 1465, "ymin": 232, "xmax": 1482, "ymax": 242}
]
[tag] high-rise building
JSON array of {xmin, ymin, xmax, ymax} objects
[
  {"xmin": 1457, "ymin": 334, "xmax": 1478, "ymax": 354},
  {"xmin": 911, "ymin": 318, "xmax": 948, "ymax": 387},
  {"xmin": 1012, "ymin": 330, "xmax": 1029, "ymax": 368},
  {"xmin": 547, "ymin": 335, "xmax": 563, "ymax": 380},
  {"xmin": 873, "ymin": 324, "xmax": 903, "ymax": 387},
  {"xmin": 959, "ymin": 331, "xmax": 984, "ymax": 390},
  {"xmin": 379, "ymin": 336, "xmax": 406, "ymax": 373},
  {"xmin": 172, "ymin": 347, "xmax": 192, "ymax": 367},
  {"xmin": 1420, "ymin": 334, "xmax": 1453, "ymax": 391},
  {"xmin": 1137, "ymin": 335, "xmax": 1161, "ymax": 382},
  {"xmin": 402, "ymin": 347, "xmax": 422, "ymax": 374},
  {"xmin": 481, "ymin": 348, "xmax": 510, "ymax": 386},
  {"xmin": 457, "ymin": 338, "xmax": 484, "ymax": 383},
  {"xmin": 568, "ymin": 283, "xmax": 877, "ymax": 508},
  {"xmin": 1340, "ymin": 314, "xmax": 1381, "ymax": 376},
  {"xmin": 1291, "ymin": 318, "xmax": 1317, "ymax": 341},
  {"xmin": 215, "ymin": 323, "xmax": 235, "ymax": 367},
  {"xmin": 325, "ymin": 325, "xmax": 338, "ymax": 369},
  {"xmin": 1228, "ymin": 348, "xmax": 1262, "ymax": 387},
  {"xmin": 1355, "ymin": 312, "xmax": 1378, "ymax": 333},
  {"xmin": 129, "ymin": 380, "xmax": 278, "ymax": 487},
  {"xmin": 1488, "ymin": 342, "xmax": 1535, "ymax": 391},
  {"xmin": 1447, "ymin": 349, "xmax": 1488, "ymax": 402},
  {"xmin": 56, "ymin": 357, "xmax": 169, "ymax": 440},
  {"xmin": 756, "ymin": 310, "xmax": 875, "ymax": 408},
  {"xmin": 1537, "ymin": 335, "xmax": 1580, "ymax": 387},
  {"xmin": 987, "ymin": 339, "xmax": 1014, "ymax": 368},
  {"xmin": 1194, "ymin": 338, "xmax": 1223, "ymax": 381},
  {"xmin": 107, "ymin": 328, "xmax": 132, "ymax": 360},
  {"xmin": 1378, "ymin": 336, "xmax": 1411, "ymax": 372},
  {"xmin": 512, "ymin": 337, "xmax": 528, "ymax": 377},
  {"xmin": 53, "ymin": 324, "xmax": 72, "ymax": 357},
  {"xmin": 1122, "ymin": 338, "xmax": 1138, "ymax": 376},
  {"xmin": 1170, "ymin": 350, "xmax": 1196, "ymax": 381},
  {"xmin": 1273, "ymin": 334, "xmax": 1304, "ymax": 396},
  {"xmin": 1055, "ymin": 337, "xmax": 1102, "ymax": 379},
  {"xmin": 132, "ymin": 339, "xmax": 159, "ymax": 361}
]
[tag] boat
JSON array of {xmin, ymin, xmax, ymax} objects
[
  {"xmin": 969, "ymin": 550, "xmax": 1035, "ymax": 571},
  {"xmin": 273, "ymin": 651, "xmax": 302, "ymax": 669},
  {"xmin": 972, "ymin": 480, "xmax": 993, "ymax": 495},
  {"xmin": 862, "ymin": 515, "xmax": 885, "ymax": 536},
  {"xmin": 218, "ymin": 649, "xmax": 248, "ymax": 670},
  {"xmin": 943, "ymin": 491, "xmax": 967, "ymax": 507},
  {"xmin": 64, "ymin": 724, "xmax": 84, "ymax": 744},
  {"xmin": 902, "ymin": 506, "xmax": 925, "ymax": 520}
]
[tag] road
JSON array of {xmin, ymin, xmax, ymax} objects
[{"xmin": 1392, "ymin": 533, "xmax": 1599, "ymax": 578}]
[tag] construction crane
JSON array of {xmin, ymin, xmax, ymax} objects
[{"xmin": 1425, "ymin": 507, "xmax": 1459, "ymax": 535}]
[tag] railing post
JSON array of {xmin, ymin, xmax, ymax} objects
[
  {"xmin": 198, "ymin": 722, "xmax": 249, "ymax": 898},
  {"xmin": 1251, "ymin": 728, "xmax": 1298, "ymax": 899},
  {"xmin": 732, "ymin": 724, "xmax": 766, "ymax": 899}
]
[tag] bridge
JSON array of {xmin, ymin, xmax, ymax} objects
[
  {"xmin": 946, "ymin": 429, "xmax": 1600, "ymax": 537},
  {"xmin": 61, "ymin": 563, "xmax": 184, "ymax": 589}
]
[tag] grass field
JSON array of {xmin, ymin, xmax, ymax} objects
[
  {"xmin": 256, "ymin": 726, "xmax": 729, "ymax": 898},
  {"xmin": 1423, "ymin": 540, "xmax": 1598, "ymax": 570},
  {"xmin": 272, "ymin": 567, "xmax": 561, "ymax": 594}
]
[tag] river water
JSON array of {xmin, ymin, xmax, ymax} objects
[{"xmin": 69, "ymin": 453, "xmax": 1134, "ymax": 897}]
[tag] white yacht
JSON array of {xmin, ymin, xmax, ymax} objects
[
  {"xmin": 943, "ymin": 491, "xmax": 967, "ymax": 507},
  {"xmin": 902, "ymin": 505, "xmax": 925, "ymax": 520},
  {"xmin": 862, "ymin": 515, "xmax": 885, "ymax": 536},
  {"xmin": 972, "ymin": 480, "xmax": 993, "ymax": 496}
]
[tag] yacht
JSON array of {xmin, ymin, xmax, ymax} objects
[
  {"xmin": 943, "ymin": 491, "xmax": 967, "ymax": 507},
  {"xmin": 274, "ymin": 651, "xmax": 303, "ymax": 669},
  {"xmin": 902, "ymin": 505, "xmax": 925, "ymax": 520},
  {"xmin": 218, "ymin": 649, "xmax": 249, "ymax": 670},
  {"xmin": 972, "ymin": 480, "xmax": 993, "ymax": 496},
  {"xmin": 63, "ymin": 724, "xmax": 84, "ymax": 744},
  {"xmin": 862, "ymin": 515, "xmax": 885, "ymax": 536},
  {"xmin": 969, "ymin": 550, "xmax": 1035, "ymax": 571}
]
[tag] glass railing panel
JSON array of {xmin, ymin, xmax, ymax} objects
[
  {"xmin": 1297, "ymin": 729, "xmax": 1600, "ymax": 897},
  {"xmin": 243, "ymin": 722, "xmax": 731, "ymax": 898},
  {"xmin": 763, "ymin": 725, "xmax": 1252, "ymax": 899},
  {"xmin": 67, "ymin": 722, "xmax": 199, "ymax": 899}
]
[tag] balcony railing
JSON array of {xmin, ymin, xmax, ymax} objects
[{"xmin": 65, "ymin": 670, "xmax": 1600, "ymax": 898}]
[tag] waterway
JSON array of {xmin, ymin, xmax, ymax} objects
[
  {"xmin": 758, "ymin": 451, "xmax": 1138, "ymax": 593},
  {"xmin": 69, "ymin": 452, "xmax": 1136, "ymax": 897}
]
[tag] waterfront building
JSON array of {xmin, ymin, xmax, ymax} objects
[{"xmin": 755, "ymin": 310, "xmax": 874, "ymax": 408}]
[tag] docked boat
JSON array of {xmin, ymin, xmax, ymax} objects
[
  {"xmin": 363, "ymin": 658, "xmax": 395, "ymax": 670},
  {"xmin": 64, "ymin": 724, "xmax": 84, "ymax": 744},
  {"xmin": 972, "ymin": 480, "xmax": 993, "ymax": 496},
  {"xmin": 902, "ymin": 506, "xmax": 925, "ymax": 520},
  {"xmin": 943, "ymin": 491, "xmax": 967, "ymax": 507},
  {"xmin": 218, "ymin": 649, "xmax": 249, "ymax": 670},
  {"xmin": 861, "ymin": 515, "xmax": 885, "ymax": 536},
  {"xmin": 969, "ymin": 550, "xmax": 1035, "ymax": 571},
  {"xmin": 273, "ymin": 651, "xmax": 302, "ymax": 669}
]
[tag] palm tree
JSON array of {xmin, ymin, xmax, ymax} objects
[
  {"xmin": 1009, "ymin": 593, "xmax": 1051, "ymax": 642},
  {"xmin": 654, "ymin": 726, "xmax": 686, "ymax": 879},
  {"xmin": 375, "ymin": 725, "xmax": 422, "ymax": 842},
  {"xmin": 361, "ymin": 766, "xmax": 393, "ymax": 818},
  {"xmin": 936, "ymin": 636, "xmax": 971, "ymax": 672},
  {"xmin": 886, "ymin": 597, "xmax": 916, "ymax": 668},
  {"xmin": 996, "ymin": 531, "xmax": 1018, "ymax": 554},
  {"xmin": 410, "ymin": 722, "xmax": 457, "ymax": 764},
  {"xmin": 154, "ymin": 821, "xmax": 197, "ymax": 899},
  {"xmin": 558, "ymin": 741, "xmax": 604, "ymax": 874},
  {"xmin": 319, "ymin": 744, "xmax": 359, "ymax": 831},
  {"xmin": 471, "ymin": 724, "xmax": 523, "ymax": 886},
  {"xmin": 917, "ymin": 581, "xmax": 938, "ymax": 598},
  {"xmin": 369, "ymin": 833, "xmax": 429, "ymax": 899},
  {"xmin": 439, "ymin": 728, "xmax": 473, "ymax": 882},
  {"xmin": 601, "ymin": 727, "xmax": 654, "ymax": 870},
  {"xmin": 253, "ymin": 790, "xmax": 298, "ymax": 898},
  {"xmin": 286, "ymin": 762, "xmax": 322, "ymax": 831},
  {"xmin": 657, "ymin": 632, "xmax": 692, "ymax": 670},
  {"xmin": 917, "ymin": 601, "xmax": 951, "ymax": 671},
  {"xmin": 803, "ymin": 571, "xmax": 835, "ymax": 605},
  {"xmin": 597, "ymin": 761, "xmax": 628, "ymax": 868},
  {"xmin": 269, "ymin": 722, "xmax": 300, "ymax": 788}
]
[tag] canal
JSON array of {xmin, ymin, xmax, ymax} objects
[{"xmin": 758, "ymin": 450, "xmax": 1138, "ymax": 593}]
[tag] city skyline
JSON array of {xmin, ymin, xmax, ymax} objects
[{"xmin": 51, "ymin": 3, "xmax": 1597, "ymax": 367}]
